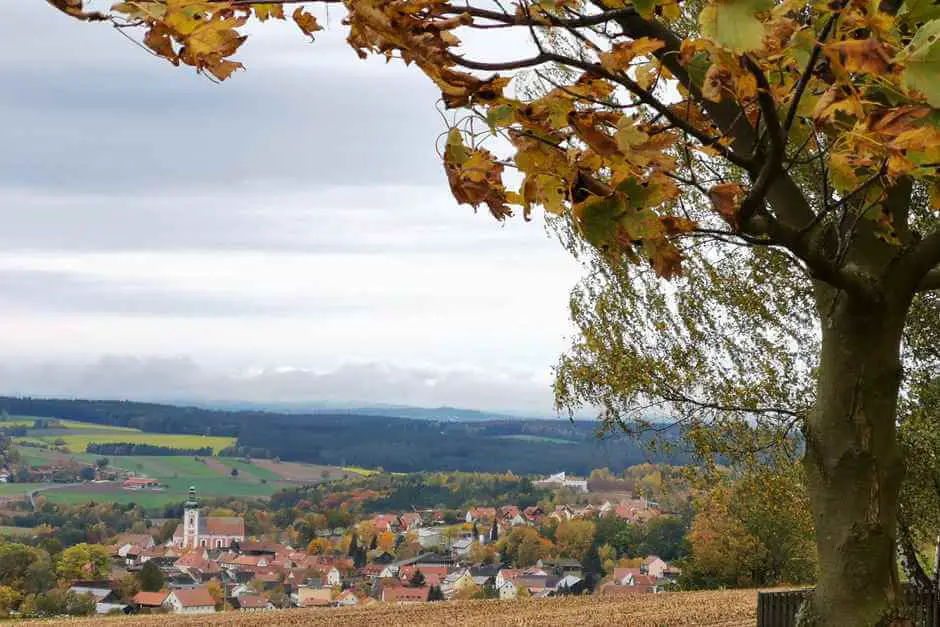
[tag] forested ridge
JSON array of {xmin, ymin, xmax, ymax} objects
[{"xmin": 0, "ymin": 397, "xmax": 686, "ymax": 474}]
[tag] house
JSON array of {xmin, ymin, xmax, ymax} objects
[
  {"xmin": 335, "ymin": 589, "xmax": 359, "ymax": 607},
  {"xmin": 613, "ymin": 567, "xmax": 643, "ymax": 586},
  {"xmin": 67, "ymin": 582, "xmax": 122, "ymax": 614},
  {"xmin": 533, "ymin": 471, "xmax": 588, "ymax": 492},
  {"xmin": 115, "ymin": 533, "xmax": 155, "ymax": 549},
  {"xmin": 122, "ymin": 477, "xmax": 161, "ymax": 490},
  {"xmin": 324, "ymin": 566, "xmax": 342, "ymax": 587},
  {"xmin": 465, "ymin": 507, "xmax": 497, "ymax": 523},
  {"xmin": 450, "ymin": 537, "xmax": 474, "ymax": 559},
  {"xmin": 370, "ymin": 514, "xmax": 399, "ymax": 532},
  {"xmin": 643, "ymin": 555, "xmax": 668, "ymax": 579},
  {"xmin": 297, "ymin": 585, "xmax": 333, "ymax": 607},
  {"xmin": 417, "ymin": 528, "xmax": 443, "ymax": 549},
  {"xmin": 131, "ymin": 591, "xmax": 169, "ymax": 610},
  {"xmin": 164, "ymin": 587, "xmax": 217, "ymax": 614},
  {"xmin": 538, "ymin": 558, "xmax": 583, "ymax": 577},
  {"xmin": 382, "ymin": 585, "xmax": 430, "ymax": 603},
  {"xmin": 497, "ymin": 579, "xmax": 517, "ymax": 600},
  {"xmin": 399, "ymin": 512, "xmax": 423, "ymax": 530},
  {"xmin": 172, "ymin": 487, "xmax": 245, "ymax": 549},
  {"xmin": 495, "ymin": 568, "xmax": 520, "ymax": 589},
  {"xmin": 440, "ymin": 569, "xmax": 475, "ymax": 599},
  {"xmin": 233, "ymin": 594, "xmax": 273, "ymax": 611},
  {"xmin": 555, "ymin": 575, "xmax": 587, "ymax": 595}
]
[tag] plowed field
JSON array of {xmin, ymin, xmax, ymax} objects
[{"xmin": 19, "ymin": 589, "xmax": 758, "ymax": 626}]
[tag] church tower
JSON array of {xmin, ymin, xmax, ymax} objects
[{"xmin": 183, "ymin": 485, "xmax": 200, "ymax": 548}]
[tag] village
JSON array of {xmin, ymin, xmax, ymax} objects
[{"xmin": 65, "ymin": 482, "xmax": 681, "ymax": 616}]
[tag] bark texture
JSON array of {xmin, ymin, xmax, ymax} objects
[{"xmin": 802, "ymin": 288, "xmax": 912, "ymax": 626}]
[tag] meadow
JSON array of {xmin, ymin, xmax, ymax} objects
[
  {"xmin": 15, "ymin": 590, "xmax": 758, "ymax": 626},
  {"xmin": 8, "ymin": 416, "xmax": 357, "ymax": 507}
]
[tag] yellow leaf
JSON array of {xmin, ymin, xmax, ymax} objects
[{"xmin": 252, "ymin": 3, "xmax": 284, "ymax": 21}]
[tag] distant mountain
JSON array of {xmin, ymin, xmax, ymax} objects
[{"xmin": 198, "ymin": 400, "xmax": 553, "ymax": 422}]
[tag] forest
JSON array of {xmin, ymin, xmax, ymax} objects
[{"xmin": 0, "ymin": 397, "xmax": 687, "ymax": 474}]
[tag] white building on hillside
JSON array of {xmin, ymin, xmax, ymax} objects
[{"xmin": 533, "ymin": 472, "xmax": 588, "ymax": 493}]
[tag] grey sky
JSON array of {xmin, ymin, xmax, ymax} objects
[{"xmin": 0, "ymin": 2, "xmax": 583, "ymax": 414}]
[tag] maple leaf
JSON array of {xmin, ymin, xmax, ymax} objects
[{"xmin": 708, "ymin": 182, "xmax": 744, "ymax": 226}]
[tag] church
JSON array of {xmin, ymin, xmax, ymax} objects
[{"xmin": 171, "ymin": 486, "xmax": 246, "ymax": 549}]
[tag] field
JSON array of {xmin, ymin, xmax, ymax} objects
[
  {"xmin": 0, "ymin": 482, "xmax": 52, "ymax": 496},
  {"xmin": 8, "ymin": 416, "xmax": 359, "ymax": 507},
  {"xmin": 16, "ymin": 590, "xmax": 757, "ymax": 626},
  {"xmin": 18, "ymin": 433, "xmax": 234, "ymax": 454}
]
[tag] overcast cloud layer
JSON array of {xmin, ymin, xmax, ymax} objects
[{"xmin": 0, "ymin": 3, "xmax": 584, "ymax": 414}]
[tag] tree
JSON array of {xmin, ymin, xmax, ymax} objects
[
  {"xmin": 207, "ymin": 579, "xmax": 224, "ymax": 610},
  {"xmin": 409, "ymin": 568, "xmax": 426, "ymax": 587},
  {"xmin": 136, "ymin": 560, "xmax": 165, "ymax": 593},
  {"xmin": 56, "ymin": 543, "xmax": 110, "ymax": 581},
  {"xmin": 0, "ymin": 586, "xmax": 21, "ymax": 618},
  {"xmin": 428, "ymin": 585, "xmax": 445, "ymax": 602},
  {"xmin": 638, "ymin": 516, "xmax": 688, "ymax": 562},
  {"xmin": 490, "ymin": 518, "xmax": 499, "ymax": 544},
  {"xmin": 500, "ymin": 527, "xmax": 553, "ymax": 567},
  {"xmin": 555, "ymin": 519, "xmax": 596, "ymax": 561},
  {"xmin": 683, "ymin": 465, "xmax": 816, "ymax": 588},
  {"xmin": 53, "ymin": 0, "xmax": 940, "ymax": 621},
  {"xmin": 230, "ymin": 467, "xmax": 239, "ymax": 478}
]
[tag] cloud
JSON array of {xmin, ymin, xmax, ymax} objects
[
  {"xmin": 0, "ymin": 2, "xmax": 585, "ymax": 414},
  {"xmin": 0, "ymin": 356, "xmax": 560, "ymax": 415}
]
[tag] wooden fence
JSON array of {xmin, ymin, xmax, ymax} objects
[{"xmin": 757, "ymin": 587, "xmax": 939, "ymax": 627}]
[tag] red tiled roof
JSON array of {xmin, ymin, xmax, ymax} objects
[
  {"xmin": 237, "ymin": 594, "xmax": 270, "ymax": 609},
  {"xmin": 171, "ymin": 587, "xmax": 216, "ymax": 608},
  {"xmin": 383, "ymin": 586, "xmax": 430, "ymax": 602},
  {"xmin": 206, "ymin": 517, "xmax": 245, "ymax": 536},
  {"xmin": 132, "ymin": 591, "xmax": 168, "ymax": 606}
]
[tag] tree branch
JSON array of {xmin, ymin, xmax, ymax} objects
[
  {"xmin": 782, "ymin": 14, "xmax": 837, "ymax": 137},
  {"xmin": 918, "ymin": 267, "xmax": 940, "ymax": 292}
]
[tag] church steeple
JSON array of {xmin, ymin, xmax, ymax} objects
[
  {"xmin": 183, "ymin": 486, "xmax": 200, "ymax": 548},
  {"xmin": 185, "ymin": 485, "xmax": 199, "ymax": 509}
]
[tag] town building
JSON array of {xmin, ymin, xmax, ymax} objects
[{"xmin": 172, "ymin": 486, "xmax": 246, "ymax": 549}]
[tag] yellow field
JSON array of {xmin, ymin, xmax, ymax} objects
[
  {"xmin": 17, "ymin": 590, "xmax": 758, "ymax": 626},
  {"xmin": 19, "ymin": 433, "xmax": 235, "ymax": 455}
]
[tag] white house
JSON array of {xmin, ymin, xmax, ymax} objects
[
  {"xmin": 441, "ymin": 569, "xmax": 475, "ymax": 599},
  {"xmin": 533, "ymin": 471, "xmax": 588, "ymax": 493},
  {"xmin": 498, "ymin": 580, "xmax": 518, "ymax": 600},
  {"xmin": 164, "ymin": 588, "xmax": 216, "ymax": 614},
  {"xmin": 417, "ymin": 527, "xmax": 444, "ymax": 549},
  {"xmin": 325, "ymin": 566, "xmax": 342, "ymax": 587},
  {"xmin": 643, "ymin": 556, "xmax": 668, "ymax": 579}
]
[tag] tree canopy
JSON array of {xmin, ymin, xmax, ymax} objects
[{"xmin": 48, "ymin": 0, "xmax": 940, "ymax": 622}]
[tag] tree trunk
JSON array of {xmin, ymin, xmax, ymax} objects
[{"xmin": 803, "ymin": 289, "xmax": 911, "ymax": 626}]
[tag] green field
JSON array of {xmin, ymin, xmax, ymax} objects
[
  {"xmin": 9, "ymin": 416, "xmax": 337, "ymax": 507},
  {"xmin": 0, "ymin": 526, "xmax": 37, "ymax": 538},
  {"xmin": 0, "ymin": 482, "xmax": 51, "ymax": 496}
]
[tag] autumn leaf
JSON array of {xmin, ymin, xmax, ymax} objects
[
  {"xmin": 895, "ymin": 19, "xmax": 940, "ymax": 107},
  {"xmin": 825, "ymin": 38, "xmax": 894, "ymax": 76},
  {"xmin": 699, "ymin": 0, "xmax": 773, "ymax": 53},
  {"xmin": 708, "ymin": 182, "xmax": 744, "ymax": 225},
  {"xmin": 252, "ymin": 3, "xmax": 285, "ymax": 21},
  {"xmin": 293, "ymin": 7, "xmax": 322, "ymax": 37}
]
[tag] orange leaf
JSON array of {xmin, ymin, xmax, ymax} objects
[
  {"xmin": 293, "ymin": 7, "xmax": 322, "ymax": 36},
  {"xmin": 708, "ymin": 183, "xmax": 744, "ymax": 225}
]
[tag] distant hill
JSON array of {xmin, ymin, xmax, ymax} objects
[
  {"xmin": 0, "ymin": 396, "xmax": 688, "ymax": 475},
  {"xmin": 202, "ymin": 400, "xmax": 547, "ymax": 422}
]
